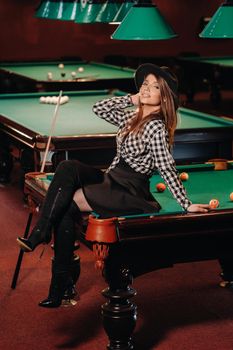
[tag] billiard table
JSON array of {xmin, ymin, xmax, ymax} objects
[
  {"xmin": 1, "ymin": 89, "xmax": 233, "ymax": 179},
  {"xmin": 15, "ymin": 162, "xmax": 233, "ymax": 349},
  {"xmin": 0, "ymin": 60, "xmax": 135, "ymax": 93},
  {"xmin": 176, "ymin": 56, "xmax": 233, "ymax": 107}
]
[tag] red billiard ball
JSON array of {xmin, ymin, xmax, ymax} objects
[
  {"xmin": 229, "ymin": 192, "xmax": 233, "ymax": 201},
  {"xmin": 156, "ymin": 183, "xmax": 166, "ymax": 192},
  {"xmin": 209, "ymin": 199, "xmax": 219, "ymax": 209},
  {"xmin": 179, "ymin": 172, "xmax": 189, "ymax": 181}
]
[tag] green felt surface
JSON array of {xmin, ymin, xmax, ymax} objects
[
  {"xmin": 177, "ymin": 107, "xmax": 233, "ymax": 128},
  {"xmin": 0, "ymin": 90, "xmax": 119, "ymax": 136},
  {"xmin": 0, "ymin": 61, "xmax": 134, "ymax": 81},
  {"xmin": 1, "ymin": 91, "xmax": 233, "ymax": 137},
  {"xmin": 150, "ymin": 163, "xmax": 233, "ymax": 215}
]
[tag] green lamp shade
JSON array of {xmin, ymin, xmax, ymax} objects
[
  {"xmin": 111, "ymin": 5, "xmax": 177, "ymax": 40},
  {"xmin": 75, "ymin": 0, "xmax": 102, "ymax": 23},
  {"xmin": 111, "ymin": 1, "xmax": 138, "ymax": 24},
  {"xmin": 36, "ymin": 0, "xmax": 59, "ymax": 19},
  {"xmin": 35, "ymin": 0, "xmax": 61, "ymax": 19},
  {"xmin": 95, "ymin": 1, "xmax": 121, "ymax": 23},
  {"xmin": 35, "ymin": 0, "xmax": 80, "ymax": 20},
  {"xmin": 199, "ymin": 2, "xmax": 233, "ymax": 38},
  {"xmin": 62, "ymin": 1, "xmax": 80, "ymax": 21}
]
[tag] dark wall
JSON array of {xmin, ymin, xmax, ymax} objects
[{"xmin": 1, "ymin": 0, "xmax": 233, "ymax": 62}]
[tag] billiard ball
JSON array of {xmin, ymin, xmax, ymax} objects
[
  {"xmin": 58, "ymin": 63, "xmax": 64, "ymax": 69},
  {"xmin": 60, "ymin": 96, "xmax": 69, "ymax": 105},
  {"xmin": 78, "ymin": 67, "xmax": 84, "ymax": 72},
  {"xmin": 51, "ymin": 96, "xmax": 57, "ymax": 104},
  {"xmin": 229, "ymin": 192, "xmax": 233, "ymax": 201},
  {"xmin": 156, "ymin": 183, "xmax": 166, "ymax": 192},
  {"xmin": 179, "ymin": 172, "xmax": 189, "ymax": 181},
  {"xmin": 47, "ymin": 72, "xmax": 53, "ymax": 81},
  {"xmin": 71, "ymin": 71, "xmax": 76, "ymax": 78},
  {"xmin": 209, "ymin": 199, "xmax": 219, "ymax": 209},
  {"xmin": 61, "ymin": 72, "xmax": 66, "ymax": 78},
  {"xmin": 39, "ymin": 96, "xmax": 46, "ymax": 103}
]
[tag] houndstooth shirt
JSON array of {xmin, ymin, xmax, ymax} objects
[{"xmin": 93, "ymin": 94, "xmax": 192, "ymax": 210}]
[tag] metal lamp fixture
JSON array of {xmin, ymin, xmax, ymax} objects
[
  {"xmin": 111, "ymin": 0, "xmax": 138, "ymax": 25},
  {"xmin": 75, "ymin": 0, "xmax": 102, "ymax": 23},
  {"xmin": 199, "ymin": 0, "xmax": 233, "ymax": 38},
  {"xmin": 95, "ymin": 0, "xmax": 121, "ymax": 23},
  {"xmin": 111, "ymin": 0, "xmax": 177, "ymax": 40}
]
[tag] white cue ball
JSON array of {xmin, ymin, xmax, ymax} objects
[
  {"xmin": 78, "ymin": 67, "xmax": 84, "ymax": 73},
  {"xmin": 59, "ymin": 96, "xmax": 65, "ymax": 104},
  {"xmin": 39, "ymin": 96, "xmax": 46, "ymax": 103},
  {"xmin": 47, "ymin": 72, "xmax": 53, "ymax": 81},
  {"xmin": 51, "ymin": 96, "xmax": 57, "ymax": 104},
  {"xmin": 71, "ymin": 71, "xmax": 76, "ymax": 78},
  {"xmin": 58, "ymin": 63, "xmax": 64, "ymax": 69},
  {"xmin": 60, "ymin": 96, "xmax": 69, "ymax": 104}
]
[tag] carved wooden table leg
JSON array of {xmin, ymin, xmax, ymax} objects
[
  {"xmin": 85, "ymin": 215, "xmax": 137, "ymax": 349},
  {"xmin": 102, "ymin": 267, "xmax": 137, "ymax": 350}
]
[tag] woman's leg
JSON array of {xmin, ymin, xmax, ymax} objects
[
  {"xmin": 17, "ymin": 160, "xmax": 101, "ymax": 252},
  {"xmin": 39, "ymin": 200, "xmax": 81, "ymax": 308},
  {"xmin": 39, "ymin": 190, "xmax": 92, "ymax": 308}
]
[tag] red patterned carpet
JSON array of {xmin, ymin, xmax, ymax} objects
[{"xmin": 0, "ymin": 162, "xmax": 233, "ymax": 350}]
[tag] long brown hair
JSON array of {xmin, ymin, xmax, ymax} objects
[{"xmin": 121, "ymin": 74, "xmax": 178, "ymax": 146}]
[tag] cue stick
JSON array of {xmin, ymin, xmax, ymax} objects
[{"xmin": 40, "ymin": 90, "xmax": 63, "ymax": 173}]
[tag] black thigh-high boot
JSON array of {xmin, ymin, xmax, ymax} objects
[
  {"xmin": 63, "ymin": 254, "xmax": 81, "ymax": 300},
  {"xmin": 39, "ymin": 201, "xmax": 81, "ymax": 308},
  {"xmin": 17, "ymin": 160, "xmax": 100, "ymax": 252}
]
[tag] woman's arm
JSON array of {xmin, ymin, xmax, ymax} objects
[
  {"xmin": 92, "ymin": 94, "xmax": 134, "ymax": 126},
  {"xmin": 148, "ymin": 125, "xmax": 209, "ymax": 212}
]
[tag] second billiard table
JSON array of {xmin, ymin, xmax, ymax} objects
[
  {"xmin": 1, "ymin": 89, "xmax": 233, "ymax": 178},
  {"xmin": 0, "ymin": 60, "xmax": 135, "ymax": 93},
  {"xmin": 176, "ymin": 56, "xmax": 233, "ymax": 107}
]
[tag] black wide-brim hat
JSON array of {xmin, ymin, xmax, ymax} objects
[{"xmin": 134, "ymin": 63, "xmax": 178, "ymax": 96}]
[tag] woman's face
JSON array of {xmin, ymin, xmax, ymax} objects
[{"xmin": 139, "ymin": 73, "xmax": 161, "ymax": 107}]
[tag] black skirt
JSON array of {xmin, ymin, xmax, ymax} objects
[{"xmin": 79, "ymin": 158, "xmax": 161, "ymax": 218}]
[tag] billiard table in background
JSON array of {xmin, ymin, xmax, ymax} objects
[
  {"xmin": 176, "ymin": 56, "xmax": 233, "ymax": 107},
  {"xmin": 15, "ymin": 162, "xmax": 233, "ymax": 349},
  {"xmin": 1, "ymin": 89, "xmax": 233, "ymax": 179},
  {"xmin": 0, "ymin": 60, "xmax": 135, "ymax": 93}
]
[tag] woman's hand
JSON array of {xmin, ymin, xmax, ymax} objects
[
  {"xmin": 130, "ymin": 93, "xmax": 140, "ymax": 106},
  {"xmin": 187, "ymin": 204, "xmax": 210, "ymax": 213}
]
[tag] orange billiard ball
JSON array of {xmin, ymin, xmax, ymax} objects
[
  {"xmin": 229, "ymin": 192, "xmax": 233, "ymax": 201},
  {"xmin": 209, "ymin": 199, "xmax": 219, "ymax": 209},
  {"xmin": 156, "ymin": 183, "xmax": 166, "ymax": 192},
  {"xmin": 179, "ymin": 172, "xmax": 189, "ymax": 181}
]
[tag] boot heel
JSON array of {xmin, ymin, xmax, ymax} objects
[{"xmin": 16, "ymin": 237, "xmax": 33, "ymax": 252}]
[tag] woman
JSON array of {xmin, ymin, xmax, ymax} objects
[{"xmin": 17, "ymin": 63, "xmax": 210, "ymax": 307}]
